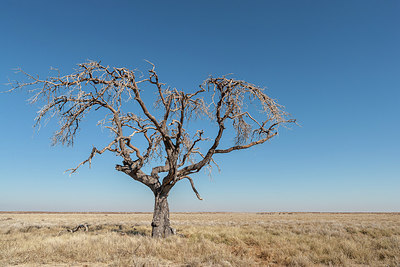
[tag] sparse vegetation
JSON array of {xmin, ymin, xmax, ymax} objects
[{"xmin": 1, "ymin": 212, "xmax": 399, "ymax": 266}]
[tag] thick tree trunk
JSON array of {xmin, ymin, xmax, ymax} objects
[{"xmin": 151, "ymin": 193, "xmax": 175, "ymax": 238}]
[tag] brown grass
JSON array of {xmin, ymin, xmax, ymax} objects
[{"xmin": 0, "ymin": 212, "xmax": 399, "ymax": 266}]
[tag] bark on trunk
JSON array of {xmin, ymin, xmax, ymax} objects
[{"xmin": 151, "ymin": 193, "xmax": 175, "ymax": 238}]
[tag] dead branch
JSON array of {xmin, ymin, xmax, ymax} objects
[
  {"xmin": 176, "ymin": 176, "xmax": 203, "ymax": 200},
  {"xmin": 11, "ymin": 61, "xmax": 294, "ymax": 199},
  {"xmin": 67, "ymin": 224, "xmax": 90, "ymax": 233}
]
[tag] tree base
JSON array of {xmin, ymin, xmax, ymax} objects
[{"xmin": 151, "ymin": 224, "xmax": 176, "ymax": 238}]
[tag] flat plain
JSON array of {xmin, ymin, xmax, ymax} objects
[{"xmin": 0, "ymin": 212, "xmax": 399, "ymax": 266}]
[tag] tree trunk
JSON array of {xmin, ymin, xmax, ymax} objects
[{"xmin": 151, "ymin": 193, "xmax": 175, "ymax": 238}]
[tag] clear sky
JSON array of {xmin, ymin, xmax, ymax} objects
[{"xmin": 0, "ymin": 0, "xmax": 399, "ymax": 212}]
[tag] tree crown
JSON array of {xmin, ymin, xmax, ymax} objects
[{"xmin": 11, "ymin": 61, "xmax": 295, "ymax": 198}]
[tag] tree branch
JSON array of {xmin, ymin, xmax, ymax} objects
[
  {"xmin": 66, "ymin": 140, "xmax": 118, "ymax": 174},
  {"xmin": 176, "ymin": 176, "xmax": 203, "ymax": 200}
]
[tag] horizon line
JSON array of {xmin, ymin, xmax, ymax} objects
[{"xmin": 1, "ymin": 211, "xmax": 399, "ymax": 214}]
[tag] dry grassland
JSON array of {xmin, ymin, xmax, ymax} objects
[{"xmin": 0, "ymin": 212, "xmax": 399, "ymax": 266}]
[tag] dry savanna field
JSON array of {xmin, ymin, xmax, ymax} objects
[{"xmin": 0, "ymin": 212, "xmax": 399, "ymax": 266}]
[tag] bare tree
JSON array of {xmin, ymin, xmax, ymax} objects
[{"xmin": 10, "ymin": 61, "xmax": 295, "ymax": 238}]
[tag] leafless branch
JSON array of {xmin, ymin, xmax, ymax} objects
[
  {"xmin": 10, "ymin": 61, "xmax": 294, "ymax": 198},
  {"xmin": 176, "ymin": 176, "xmax": 203, "ymax": 200}
]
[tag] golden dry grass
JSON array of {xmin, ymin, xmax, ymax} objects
[{"xmin": 1, "ymin": 212, "xmax": 399, "ymax": 266}]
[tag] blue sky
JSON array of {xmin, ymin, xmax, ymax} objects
[{"xmin": 0, "ymin": 0, "xmax": 399, "ymax": 212}]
